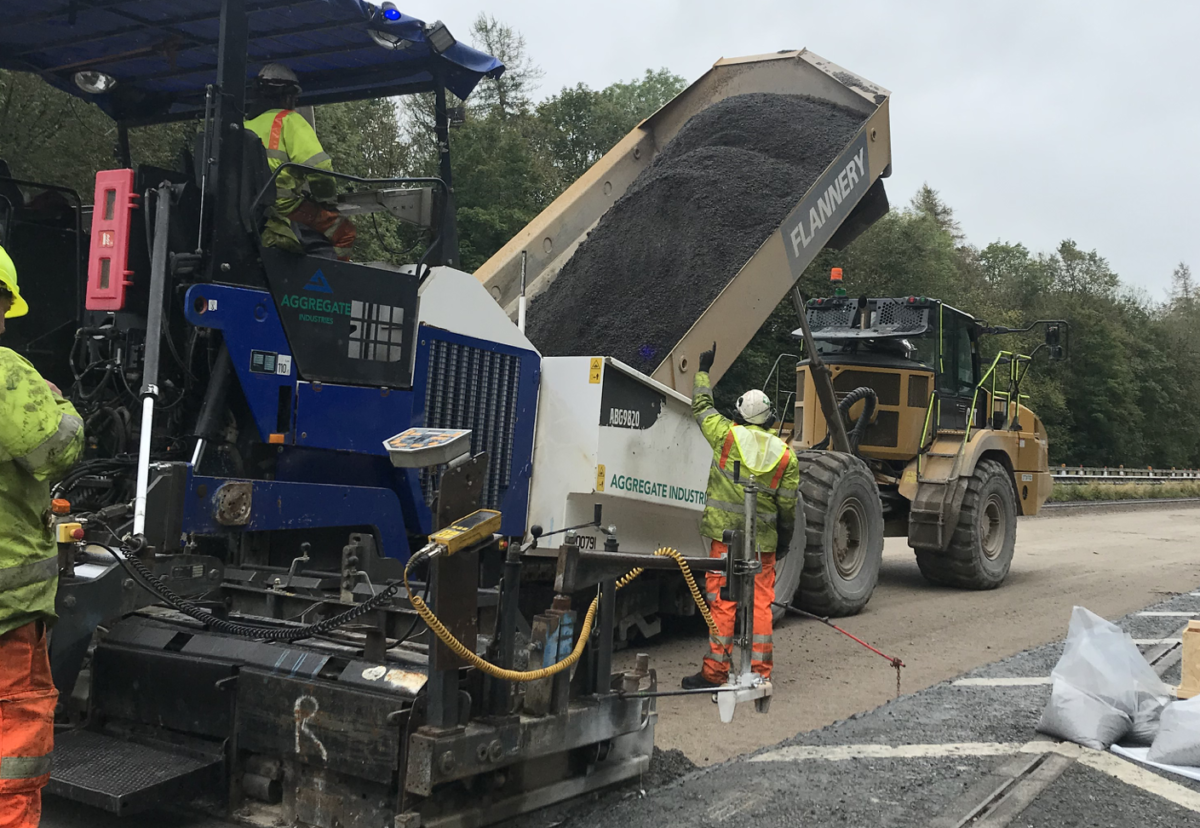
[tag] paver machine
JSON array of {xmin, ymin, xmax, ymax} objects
[{"xmin": 2, "ymin": 2, "xmax": 769, "ymax": 825}]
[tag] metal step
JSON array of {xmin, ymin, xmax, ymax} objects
[{"xmin": 47, "ymin": 729, "xmax": 222, "ymax": 815}]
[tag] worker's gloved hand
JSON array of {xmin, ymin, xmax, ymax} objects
[
  {"xmin": 775, "ymin": 524, "xmax": 794, "ymax": 559},
  {"xmin": 698, "ymin": 342, "xmax": 716, "ymax": 373}
]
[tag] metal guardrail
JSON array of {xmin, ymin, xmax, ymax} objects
[{"xmin": 1052, "ymin": 466, "xmax": 1200, "ymax": 482}]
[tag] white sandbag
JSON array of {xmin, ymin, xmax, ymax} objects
[
  {"xmin": 1147, "ymin": 695, "xmax": 1200, "ymax": 766},
  {"xmin": 1036, "ymin": 607, "xmax": 1171, "ymax": 749},
  {"xmin": 1037, "ymin": 677, "xmax": 1132, "ymax": 750}
]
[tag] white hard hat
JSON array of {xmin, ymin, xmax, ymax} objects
[
  {"xmin": 258, "ymin": 63, "xmax": 301, "ymax": 91},
  {"xmin": 736, "ymin": 390, "xmax": 774, "ymax": 425}
]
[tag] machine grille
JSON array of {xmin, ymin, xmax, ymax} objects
[
  {"xmin": 808, "ymin": 305, "xmax": 855, "ymax": 331},
  {"xmin": 421, "ymin": 339, "xmax": 522, "ymax": 511},
  {"xmin": 862, "ymin": 410, "xmax": 900, "ymax": 448},
  {"xmin": 908, "ymin": 374, "xmax": 931, "ymax": 408},
  {"xmin": 875, "ymin": 301, "xmax": 925, "ymax": 332},
  {"xmin": 834, "ymin": 370, "xmax": 901, "ymax": 406}
]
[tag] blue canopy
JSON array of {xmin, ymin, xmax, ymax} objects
[{"xmin": 2, "ymin": 1, "xmax": 505, "ymax": 124}]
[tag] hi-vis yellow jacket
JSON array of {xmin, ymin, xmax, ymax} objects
[
  {"xmin": 0, "ymin": 349, "xmax": 84, "ymax": 635},
  {"xmin": 693, "ymin": 371, "xmax": 799, "ymax": 554},
  {"xmin": 245, "ymin": 108, "xmax": 336, "ymax": 215}
]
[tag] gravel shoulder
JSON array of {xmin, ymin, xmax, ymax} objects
[{"xmin": 513, "ymin": 588, "xmax": 1200, "ymax": 828}]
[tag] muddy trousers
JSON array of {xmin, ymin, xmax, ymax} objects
[
  {"xmin": 0, "ymin": 622, "xmax": 57, "ymax": 828},
  {"xmin": 286, "ymin": 201, "xmax": 356, "ymax": 258},
  {"xmin": 701, "ymin": 540, "xmax": 775, "ymax": 683}
]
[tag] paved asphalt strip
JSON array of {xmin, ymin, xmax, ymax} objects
[{"xmin": 506, "ymin": 588, "xmax": 1200, "ymax": 828}]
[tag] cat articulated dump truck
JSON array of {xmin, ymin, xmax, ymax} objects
[{"xmin": 773, "ymin": 283, "xmax": 1066, "ymax": 616}]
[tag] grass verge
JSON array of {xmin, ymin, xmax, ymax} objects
[{"xmin": 1048, "ymin": 481, "xmax": 1200, "ymax": 502}]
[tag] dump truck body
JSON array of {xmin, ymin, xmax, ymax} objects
[{"xmin": 476, "ymin": 50, "xmax": 892, "ymax": 395}]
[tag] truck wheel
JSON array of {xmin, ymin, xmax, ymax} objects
[
  {"xmin": 771, "ymin": 498, "xmax": 806, "ymax": 624},
  {"xmin": 791, "ymin": 452, "xmax": 884, "ymax": 617},
  {"xmin": 914, "ymin": 459, "xmax": 1017, "ymax": 589}
]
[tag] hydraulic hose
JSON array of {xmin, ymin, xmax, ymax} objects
[
  {"xmin": 814, "ymin": 386, "xmax": 878, "ymax": 454},
  {"xmin": 405, "ymin": 547, "xmax": 717, "ymax": 683},
  {"xmin": 95, "ymin": 539, "xmax": 717, "ymax": 666}
]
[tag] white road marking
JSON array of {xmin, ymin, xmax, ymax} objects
[
  {"xmin": 1138, "ymin": 611, "xmax": 1199, "ymax": 617},
  {"xmin": 952, "ymin": 677, "xmax": 1053, "ymax": 687},
  {"xmin": 751, "ymin": 738, "xmax": 1200, "ymax": 818},
  {"xmin": 1079, "ymin": 748, "xmax": 1200, "ymax": 814},
  {"xmin": 750, "ymin": 743, "xmax": 1022, "ymax": 762}
]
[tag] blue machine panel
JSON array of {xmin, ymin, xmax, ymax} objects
[
  {"xmin": 184, "ymin": 474, "xmax": 410, "ymax": 560},
  {"xmin": 411, "ymin": 327, "xmax": 540, "ymax": 538},
  {"xmin": 185, "ymin": 283, "xmax": 295, "ymax": 443},
  {"xmin": 183, "ymin": 284, "xmax": 541, "ymax": 542}
]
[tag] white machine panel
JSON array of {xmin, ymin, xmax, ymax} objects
[{"xmin": 528, "ymin": 357, "xmax": 712, "ymax": 557}]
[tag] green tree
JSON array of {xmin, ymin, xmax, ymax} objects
[
  {"xmin": 314, "ymin": 98, "xmax": 412, "ymax": 265},
  {"xmin": 535, "ymin": 69, "xmax": 687, "ymax": 185},
  {"xmin": 0, "ymin": 69, "xmax": 191, "ymax": 197}
]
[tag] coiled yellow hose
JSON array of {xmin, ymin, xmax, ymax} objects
[{"xmin": 403, "ymin": 546, "xmax": 718, "ymax": 682}]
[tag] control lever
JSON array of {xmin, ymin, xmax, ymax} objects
[{"xmin": 526, "ymin": 503, "xmax": 604, "ymax": 549}]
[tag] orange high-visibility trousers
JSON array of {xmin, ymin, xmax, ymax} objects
[
  {"xmin": 0, "ymin": 622, "xmax": 57, "ymax": 828},
  {"xmin": 286, "ymin": 200, "xmax": 357, "ymax": 258},
  {"xmin": 701, "ymin": 540, "xmax": 775, "ymax": 683}
]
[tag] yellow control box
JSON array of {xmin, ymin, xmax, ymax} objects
[
  {"xmin": 428, "ymin": 510, "xmax": 502, "ymax": 555},
  {"xmin": 56, "ymin": 522, "xmax": 84, "ymax": 543}
]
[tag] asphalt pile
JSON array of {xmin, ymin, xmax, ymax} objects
[{"xmin": 524, "ymin": 93, "xmax": 865, "ymax": 374}]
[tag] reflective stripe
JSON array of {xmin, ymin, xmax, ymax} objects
[
  {"xmin": 754, "ymin": 652, "xmax": 774, "ymax": 664},
  {"xmin": 709, "ymin": 634, "xmax": 733, "ymax": 646},
  {"xmin": 694, "ymin": 384, "xmax": 712, "ymax": 397},
  {"xmin": 707, "ymin": 499, "xmax": 776, "ymax": 524},
  {"xmin": 705, "ymin": 592, "xmax": 718, "ymax": 603},
  {"xmin": 718, "ymin": 431, "xmax": 736, "ymax": 470},
  {"xmin": 710, "ymin": 459, "xmax": 739, "ymax": 483},
  {"xmin": 707, "ymin": 498, "xmax": 745, "ymax": 514},
  {"xmin": 695, "ymin": 406, "xmax": 719, "ymax": 425},
  {"xmin": 16, "ymin": 413, "xmax": 83, "ymax": 475},
  {"xmin": 704, "ymin": 651, "xmax": 731, "ymax": 664},
  {"xmin": 265, "ymin": 148, "xmax": 290, "ymax": 163},
  {"xmin": 268, "ymin": 109, "xmax": 292, "ymax": 150},
  {"xmin": 769, "ymin": 447, "xmax": 792, "ymax": 489},
  {"xmin": 299, "ymin": 151, "xmax": 331, "ymax": 167},
  {"xmin": 0, "ymin": 754, "xmax": 52, "ymax": 780},
  {"xmin": 0, "ymin": 554, "xmax": 58, "ymax": 593},
  {"xmin": 275, "ymin": 186, "xmax": 298, "ymax": 199},
  {"xmin": 776, "ymin": 486, "xmax": 798, "ymax": 500},
  {"xmin": 752, "ymin": 634, "xmax": 774, "ymax": 644}
]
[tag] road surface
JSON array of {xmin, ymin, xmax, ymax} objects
[{"xmin": 621, "ymin": 503, "xmax": 1200, "ymax": 765}]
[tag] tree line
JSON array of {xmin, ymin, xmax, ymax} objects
[{"xmin": 1, "ymin": 15, "xmax": 1194, "ymax": 468}]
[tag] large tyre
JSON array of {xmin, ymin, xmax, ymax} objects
[
  {"xmin": 770, "ymin": 498, "xmax": 806, "ymax": 624},
  {"xmin": 913, "ymin": 458, "xmax": 1017, "ymax": 589},
  {"xmin": 791, "ymin": 452, "xmax": 885, "ymax": 617}
]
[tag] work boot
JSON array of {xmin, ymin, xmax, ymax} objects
[{"xmin": 681, "ymin": 671, "xmax": 723, "ymax": 690}]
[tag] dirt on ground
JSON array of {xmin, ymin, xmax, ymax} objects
[{"xmin": 619, "ymin": 504, "xmax": 1200, "ymax": 765}]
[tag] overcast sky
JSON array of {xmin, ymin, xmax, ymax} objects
[{"xmin": 412, "ymin": 1, "xmax": 1197, "ymax": 298}]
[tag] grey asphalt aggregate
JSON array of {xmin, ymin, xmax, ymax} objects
[{"xmin": 508, "ymin": 588, "xmax": 1200, "ymax": 827}]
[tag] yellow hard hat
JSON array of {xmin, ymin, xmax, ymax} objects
[{"xmin": 0, "ymin": 245, "xmax": 28, "ymax": 318}]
